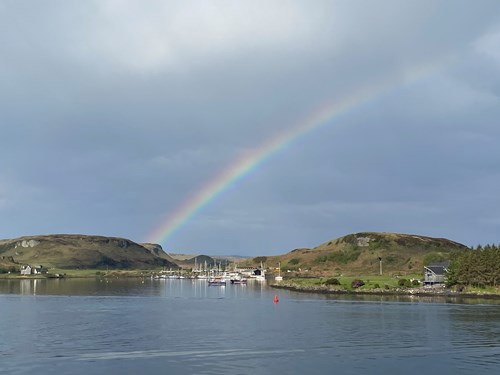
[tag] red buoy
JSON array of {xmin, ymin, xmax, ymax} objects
[{"xmin": 273, "ymin": 295, "xmax": 279, "ymax": 304}]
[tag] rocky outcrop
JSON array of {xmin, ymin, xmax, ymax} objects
[{"xmin": 15, "ymin": 239, "xmax": 41, "ymax": 248}]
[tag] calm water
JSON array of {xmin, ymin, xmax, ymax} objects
[{"xmin": 1, "ymin": 279, "xmax": 500, "ymax": 375}]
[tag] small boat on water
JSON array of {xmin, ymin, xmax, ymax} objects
[
  {"xmin": 230, "ymin": 275, "xmax": 247, "ymax": 284},
  {"xmin": 208, "ymin": 276, "xmax": 226, "ymax": 286}
]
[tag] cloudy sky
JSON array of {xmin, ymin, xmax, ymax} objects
[{"xmin": 1, "ymin": 1, "xmax": 500, "ymax": 255}]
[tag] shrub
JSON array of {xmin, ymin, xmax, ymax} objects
[
  {"xmin": 411, "ymin": 279, "xmax": 420, "ymax": 286},
  {"xmin": 385, "ymin": 255, "xmax": 398, "ymax": 264},
  {"xmin": 314, "ymin": 255, "xmax": 328, "ymax": 263},
  {"xmin": 288, "ymin": 258, "xmax": 300, "ymax": 265},
  {"xmin": 0, "ymin": 266, "xmax": 16, "ymax": 274},
  {"xmin": 398, "ymin": 279, "xmax": 413, "ymax": 288},
  {"xmin": 373, "ymin": 283, "xmax": 380, "ymax": 289},
  {"xmin": 423, "ymin": 252, "xmax": 446, "ymax": 266},
  {"xmin": 323, "ymin": 278, "xmax": 341, "ymax": 286},
  {"xmin": 351, "ymin": 279, "xmax": 365, "ymax": 288},
  {"xmin": 328, "ymin": 250, "xmax": 361, "ymax": 264},
  {"xmin": 253, "ymin": 256, "xmax": 267, "ymax": 264}
]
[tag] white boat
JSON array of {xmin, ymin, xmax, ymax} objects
[
  {"xmin": 255, "ymin": 274, "xmax": 265, "ymax": 281},
  {"xmin": 208, "ymin": 276, "xmax": 226, "ymax": 286},
  {"xmin": 230, "ymin": 274, "xmax": 247, "ymax": 284},
  {"xmin": 275, "ymin": 262, "xmax": 283, "ymax": 281},
  {"xmin": 253, "ymin": 261, "xmax": 266, "ymax": 281}
]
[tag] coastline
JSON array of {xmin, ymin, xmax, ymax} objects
[
  {"xmin": 0, "ymin": 269, "xmax": 154, "ymax": 279},
  {"xmin": 269, "ymin": 281, "xmax": 500, "ymax": 300}
]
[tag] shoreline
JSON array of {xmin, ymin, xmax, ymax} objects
[
  {"xmin": 3, "ymin": 275, "xmax": 500, "ymax": 301},
  {"xmin": 269, "ymin": 282, "xmax": 500, "ymax": 300}
]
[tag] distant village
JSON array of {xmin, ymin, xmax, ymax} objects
[{"xmin": 13, "ymin": 261, "xmax": 450, "ymax": 286}]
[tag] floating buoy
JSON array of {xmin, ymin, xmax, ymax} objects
[{"xmin": 273, "ymin": 295, "xmax": 279, "ymax": 304}]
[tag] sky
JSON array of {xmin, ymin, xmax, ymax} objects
[{"xmin": 1, "ymin": 1, "xmax": 500, "ymax": 256}]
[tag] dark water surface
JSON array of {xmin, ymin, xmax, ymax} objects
[{"xmin": 1, "ymin": 278, "xmax": 500, "ymax": 374}]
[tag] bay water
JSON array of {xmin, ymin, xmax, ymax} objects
[{"xmin": 1, "ymin": 278, "xmax": 499, "ymax": 374}]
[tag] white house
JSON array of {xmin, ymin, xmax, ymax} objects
[
  {"xmin": 20, "ymin": 265, "xmax": 47, "ymax": 275},
  {"xmin": 20, "ymin": 265, "xmax": 32, "ymax": 275}
]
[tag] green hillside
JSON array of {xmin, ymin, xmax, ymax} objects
[
  {"xmin": 0, "ymin": 234, "xmax": 178, "ymax": 270},
  {"xmin": 140, "ymin": 243, "xmax": 179, "ymax": 264},
  {"xmin": 253, "ymin": 232, "xmax": 469, "ymax": 276}
]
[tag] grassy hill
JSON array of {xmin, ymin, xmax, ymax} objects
[
  {"xmin": 171, "ymin": 254, "xmax": 217, "ymax": 269},
  {"xmin": 0, "ymin": 234, "xmax": 178, "ymax": 270},
  {"xmin": 1, "ymin": 232, "xmax": 471, "ymax": 276},
  {"xmin": 140, "ymin": 243, "xmax": 179, "ymax": 264},
  {"xmin": 245, "ymin": 232, "xmax": 469, "ymax": 276},
  {"xmin": 168, "ymin": 253, "xmax": 245, "ymax": 269}
]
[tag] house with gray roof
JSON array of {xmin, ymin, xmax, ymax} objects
[{"xmin": 424, "ymin": 261, "xmax": 450, "ymax": 285}]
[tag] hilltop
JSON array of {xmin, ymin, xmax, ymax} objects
[
  {"xmin": 0, "ymin": 234, "xmax": 178, "ymax": 270},
  {"xmin": 168, "ymin": 253, "xmax": 247, "ymax": 268},
  {"xmin": 244, "ymin": 232, "xmax": 469, "ymax": 276},
  {"xmin": 1, "ymin": 232, "xmax": 470, "ymax": 276}
]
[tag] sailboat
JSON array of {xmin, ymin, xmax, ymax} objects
[
  {"xmin": 208, "ymin": 262, "xmax": 226, "ymax": 286},
  {"xmin": 255, "ymin": 261, "xmax": 266, "ymax": 281},
  {"xmin": 274, "ymin": 262, "xmax": 283, "ymax": 281}
]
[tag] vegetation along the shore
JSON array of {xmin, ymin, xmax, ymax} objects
[
  {"xmin": 2, "ymin": 232, "xmax": 500, "ymax": 297},
  {"xmin": 446, "ymin": 244, "xmax": 500, "ymax": 288}
]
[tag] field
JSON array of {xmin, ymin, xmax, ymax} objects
[{"xmin": 276, "ymin": 274, "xmax": 423, "ymax": 291}]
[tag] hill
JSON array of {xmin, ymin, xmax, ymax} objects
[
  {"xmin": 0, "ymin": 234, "xmax": 178, "ymax": 270},
  {"xmin": 168, "ymin": 253, "xmax": 246, "ymax": 269},
  {"xmin": 245, "ymin": 232, "xmax": 469, "ymax": 276},
  {"xmin": 172, "ymin": 254, "xmax": 217, "ymax": 269},
  {"xmin": 140, "ymin": 243, "xmax": 179, "ymax": 264}
]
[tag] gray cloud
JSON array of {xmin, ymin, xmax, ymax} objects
[{"xmin": 1, "ymin": 1, "xmax": 500, "ymax": 254}]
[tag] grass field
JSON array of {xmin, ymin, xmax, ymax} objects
[
  {"xmin": 277, "ymin": 274, "xmax": 423, "ymax": 291},
  {"xmin": 0, "ymin": 268, "xmax": 160, "ymax": 279}
]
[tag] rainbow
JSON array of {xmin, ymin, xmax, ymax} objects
[{"xmin": 147, "ymin": 59, "xmax": 451, "ymax": 246}]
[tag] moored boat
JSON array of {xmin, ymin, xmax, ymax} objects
[
  {"xmin": 208, "ymin": 276, "xmax": 226, "ymax": 286},
  {"xmin": 275, "ymin": 262, "xmax": 283, "ymax": 281},
  {"xmin": 230, "ymin": 275, "xmax": 247, "ymax": 284}
]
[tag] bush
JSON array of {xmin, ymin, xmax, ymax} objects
[
  {"xmin": 423, "ymin": 252, "xmax": 446, "ymax": 266},
  {"xmin": 328, "ymin": 250, "xmax": 361, "ymax": 264},
  {"xmin": 314, "ymin": 255, "xmax": 328, "ymax": 263},
  {"xmin": 253, "ymin": 256, "xmax": 267, "ymax": 264},
  {"xmin": 0, "ymin": 266, "xmax": 16, "ymax": 274},
  {"xmin": 351, "ymin": 279, "xmax": 365, "ymax": 288},
  {"xmin": 398, "ymin": 278, "xmax": 413, "ymax": 288},
  {"xmin": 373, "ymin": 283, "xmax": 380, "ymax": 289},
  {"xmin": 411, "ymin": 279, "xmax": 420, "ymax": 286},
  {"xmin": 323, "ymin": 278, "xmax": 341, "ymax": 286},
  {"xmin": 288, "ymin": 258, "xmax": 300, "ymax": 265}
]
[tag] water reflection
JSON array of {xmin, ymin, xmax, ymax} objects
[
  {"xmin": 317, "ymin": 291, "xmax": 500, "ymax": 306},
  {"xmin": 0, "ymin": 278, "xmax": 267, "ymax": 299},
  {"xmin": 1, "ymin": 278, "xmax": 500, "ymax": 375},
  {"xmin": 2, "ymin": 278, "xmax": 500, "ymax": 306}
]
